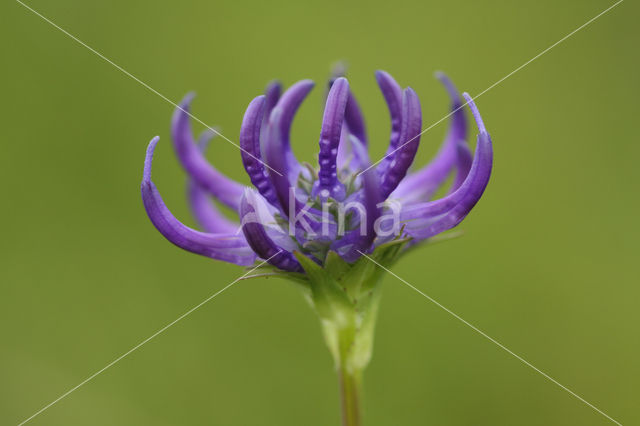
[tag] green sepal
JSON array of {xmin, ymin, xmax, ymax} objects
[
  {"xmin": 324, "ymin": 251, "xmax": 352, "ymax": 282},
  {"xmin": 338, "ymin": 237, "xmax": 410, "ymax": 296},
  {"xmin": 245, "ymin": 239, "xmax": 411, "ymax": 373},
  {"xmin": 294, "ymin": 238, "xmax": 410, "ymax": 371},
  {"xmin": 294, "ymin": 252, "xmax": 353, "ymax": 317}
]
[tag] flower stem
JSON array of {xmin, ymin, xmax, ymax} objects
[{"xmin": 338, "ymin": 365, "xmax": 362, "ymax": 426}]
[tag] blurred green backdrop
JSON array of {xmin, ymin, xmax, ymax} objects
[{"xmin": 1, "ymin": 0, "xmax": 638, "ymax": 425}]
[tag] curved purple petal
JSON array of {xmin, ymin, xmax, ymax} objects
[
  {"xmin": 141, "ymin": 137, "xmax": 256, "ymax": 266},
  {"xmin": 264, "ymin": 107, "xmax": 296, "ymax": 214},
  {"xmin": 375, "ymin": 70, "xmax": 403, "ymax": 176},
  {"xmin": 400, "ymin": 139, "xmax": 487, "ymax": 222},
  {"xmin": 380, "ymin": 87, "xmax": 422, "ymax": 199},
  {"xmin": 240, "ymin": 95, "xmax": 280, "ymax": 206},
  {"xmin": 187, "ymin": 131, "xmax": 240, "ymax": 234},
  {"xmin": 264, "ymin": 80, "xmax": 282, "ymax": 117},
  {"xmin": 327, "ymin": 64, "xmax": 367, "ymax": 145},
  {"xmin": 391, "ymin": 73, "xmax": 468, "ymax": 202},
  {"xmin": 271, "ymin": 79, "xmax": 315, "ymax": 181},
  {"xmin": 402, "ymin": 94, "xmax": 492, "ymax": 240},
  {"xmin": 404, "ymin": 135, "xmax": 492, "ymax": 240},
  {"xmin": 261, "ymin": 80, "xmax": 282, "ymax": 143},
  {"xmin": 312, "ymin": 77, "xmax": 349, "ymax": 201},
  {"xmin": 240, "ymin": 189, "xmax": 303, "ymax": 272},
  {"xmin": 172, "ymin": 93, "xmax": 244, "ymax": 210}
]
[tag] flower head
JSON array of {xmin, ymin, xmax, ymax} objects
[{"xmin": 141, "ymin": 70, "xmax": 493, "ymax": 273}]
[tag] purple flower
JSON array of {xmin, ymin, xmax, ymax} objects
[{"xmin": 141, "ymin": 70, "xmax": 493, "ymax": 273}]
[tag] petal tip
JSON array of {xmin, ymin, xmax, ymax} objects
[
  {"xmin": 462, "ymin": 93, "xmax": 487, "ymax": 134},
  {"xmin": 173, "ymin": 93, "xmax": 196, "ymax": 130},
  {"xmin": 143, "ymin": 136, "xmax": 160, "ymax": 182},
  {"xmin": 264, "ymin": 81, "xmax": 281, "ymax": 103},
  {"xmin": 435, "ymin": 72, "xmax": 461, "ymax": 103},
  {"xmin": 332, "ymin": 76, "xmax": 349, "ymax": 88},
  {"xmin": 300, "ymin": 79, "xmax": 316, "ymax": 89},
  {"xmin": 403, "ymin": 86, "xmax": 419, "ymax": 100},
  {"xmin": 251, "ymin": 94, "xmax": 267, "ymax": 106},
  {"xmin": 180, "ymin": 92, "xmax": 196, "ymax": 107},
  {"xmin": 374, "ymin": 69, "xmax": 389, "ymax": 79},
  {"xmin": 198, "ymin": 128, "xmax": 216, "ymax": 146}
]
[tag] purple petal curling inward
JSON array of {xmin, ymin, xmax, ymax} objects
[
  {"xmin": 329, "ymin": 75, "xmax": 367, "ymax": 146},
  {"xmin": 263, "ymin": 81, "xmax": 282, "ymax": 117},
  {"xmin": 260, "ymin": 80, "xmax": 282, "ymax": 142},
  {"xmin": 187, "ymin": 131, "xmax": 240, "ymax": 234},
  {"xmin": 141, "ymin": 137, "xmax": 257, "ymax": 266},
  {"xmin": 240, "ymin": 189, "xmax": 303, "ymax": 272},
  {"xmin": 172, "ymin": 93, "xmax": 245, "ymax": 210},
  {"xmin": 264, "ymin": 107, "xmax": 298, "ymax": 216},
  {"xmin": 401, "ymin": 93, "xmax": 492, "ymax": 240},
  {"xmin": 336, "ymin": 93, "xmax": 369, "ymax": 171},
  {"xmin": 312, "ymin": 77, "xmax": 350, "ymax": 201},
  {"xmin": 272, "ymin": 79, "xmax": 315, "ymax": 181},
  {"xmin": 400, "ymin": 139, "xmax": 487, "ymax": 222},
  {"xmin": 328, "ymin": 69, "xmax": 368, "ymax": 169},
  {"xmin": 391, "ymin": 72, "xmax": 468, "ymax": 202},
  {"xmin": 239, "ymin": 95, "xmax": 280, "ymax": 206},
  {"xmin": 375, "ymin": 70, "xmax": 403, "ymax": 176},
  {"xmin": 380, "ymin": 87, "xmax": 423, "ymax": 199}
]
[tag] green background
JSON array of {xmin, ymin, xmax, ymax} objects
[{"xmin": 1, "ymin": 0, "xmax": 638, "ymax": 425}]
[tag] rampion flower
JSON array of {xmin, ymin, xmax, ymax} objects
[{"xmin": 141, "ymin": 69, "xmax": 492, "ymax": 426}]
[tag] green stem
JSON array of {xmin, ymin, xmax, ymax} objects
[{"xmin": 338, "ymin": 364, "xmax": 362, "ymax": 426}]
